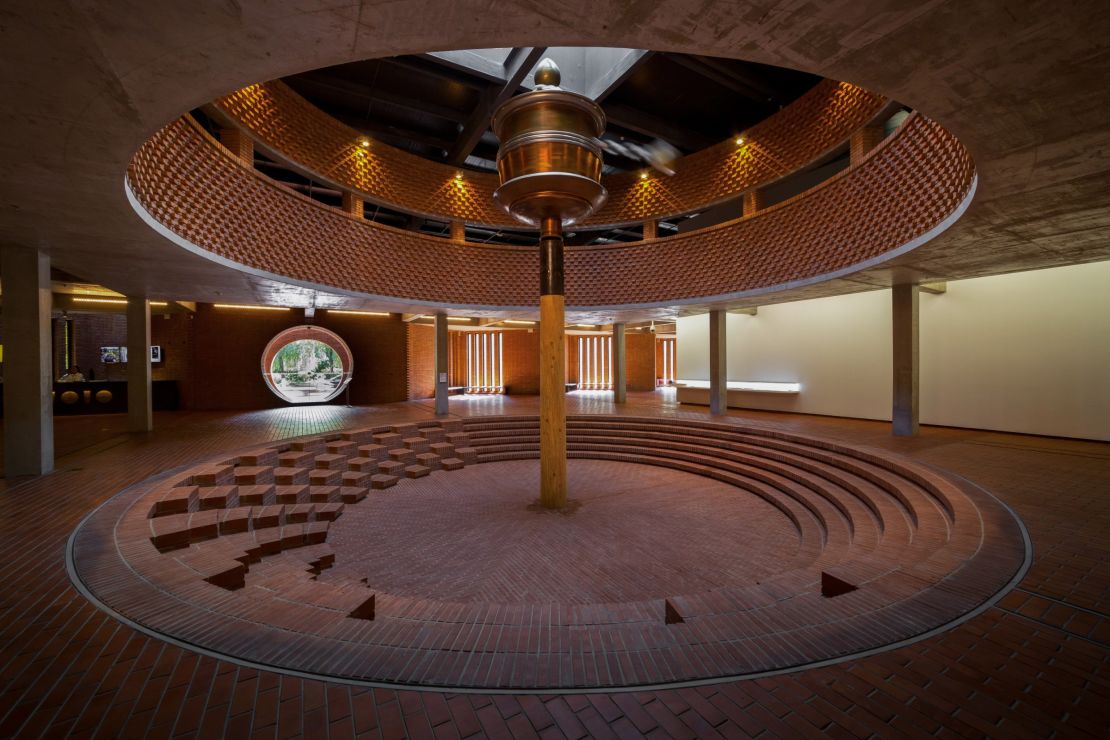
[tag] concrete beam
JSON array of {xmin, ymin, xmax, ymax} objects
[
  {"xmin": 1, "ymin": 247, "xmax": 53, "ymax": 476},
  {"xmin": 612, "ymin": 322, "xmax": 627, "ymax": 403},
  {"xmin": 434, "ymin": 313, "xmax": 449, "ymax": 416},
  {"xmin": 709, "ymin": 309, "xmax": 727, "ymax": 415},
  {"xmin": 127, "ymin": 297, "xmax": 153, "ymax": 433},
  {"xmin": 920, "ymin": 281, "xmax": 947, "ymax": 294},
  {"xmin": 892, "ymin": 284, "xmax": 919, "ymax": 436}
]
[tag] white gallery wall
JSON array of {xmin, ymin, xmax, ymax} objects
[{"xmin": 675, "ymin": 260, "xmax": 1110, "ymax": 440}]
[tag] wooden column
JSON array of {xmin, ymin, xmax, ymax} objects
[
  {"xmin": 218, "ymin": 128, "xmax": 253, "ymax": 165},
  {"xmin": 434, "ymin": 313, "xmax": 449, "ymax": 416},
  {"xmin": 539, "ymin": 217, "xmax": 567, "ymax": 508},
  {"xmin": 612, "ymin": 322, "xmax": 627, "ymax": 403},
  {"xmin": 742, "ymin": 189, "xmax": 764, "ymax": 217},
  {"xmin": 850, "ymin": 125, "xmax": 885, "ymax": 167},
  {"xmin": 341, "ymin": 192, "xmax": 364, "ymax": 218},
  {"xmin": 642, "ymin": 220, "xmax": 658, "ymax": 239},
  {"xmin": 892, "ymin": 284, "xmax": 920, "ymax": 436},
  {"xmin": 449, "ymin": 220, "xmax": 466, "ymax": 244},
  {"xmin": 1, "ymin": 246, "xmax": 53, "ymax": 476},
  {"xmin": 127, "ymin": 297, "xmax": 153, "ymax": 432},
  {"xmin": 709, "ymin": 309, "xmax": 727, "ymax": 415}
]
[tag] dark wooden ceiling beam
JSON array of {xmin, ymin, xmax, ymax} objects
[
  {"xmin": 446, "ymin": 46, "xmax": 548, "ymax": 165},
  {"xmin": 667, "ymin": 55, "xmax": 769, "ymax": 104},
  {"xmin": 293, "ymin": 72, "xmax": 470, "ymax": 123},
  {"xmin": 691, "ymin": 56, "xmax": 783, "ymax": 103},
  {"xmin": 603, "ymin": 102, "xmax": 717, "ymax": 152}
]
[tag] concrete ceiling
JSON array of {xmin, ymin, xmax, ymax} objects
[{"xmin": 1, "ymin": 1, "xmax": 1109, "ymax": 323}]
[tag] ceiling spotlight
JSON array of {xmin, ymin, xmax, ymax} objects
[
  {"xmin": 640, "ymin": 171, "xmax": 649, "ymax": 180},
  {"xmin": 735, "ymin": 136, "xmax": 746, "ymax": 146},
  {"xmin": 359, "ymin": 138, "xmax": 371, "ymax": 148}
]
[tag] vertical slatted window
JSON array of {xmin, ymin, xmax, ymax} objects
[
  {"xmin": 465, "ymin": 331, "xmax": 504, "ymax": 393},
  {"xmin": 577, "ymin": 335, "xmax": 613, "ymax": 390},
  {"xmin": 659, "ymin": 338, "xmax": 676, "ymax": 385}
]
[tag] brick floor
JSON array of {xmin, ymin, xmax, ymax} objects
[{"xmin": 0, "ymin": 393, "xmax": 1107, "ymax": 736}]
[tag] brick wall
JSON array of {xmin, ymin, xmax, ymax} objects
[
  {"xmin": 315, "ymin": 312, "xmax": 407, "ymax": 405},
  {"xmin": 626, "ymin": 332, "xmax": 656, "ymax": 391},
  {"xmin": 503, "ymin": 329, "xmax": 539, "ymax": 395},
  {"xmin": 190, "ymin": 304, "xmax": 305, "ymax": 409},
  {"xmin": 405, "ymin": 323, "xmax": 435, "ymax": 400},
  {"xmin": 73, "ymin": 313, "xmax": 128, "ymax": 381},
  {"xmin": 150, "ymin": 312, "xmax": 195, "ymax": 406}
]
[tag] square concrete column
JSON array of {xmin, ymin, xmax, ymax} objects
[
  {"xmin": 127, "ymin": 297, "xmax": 153, "ymax": 432},
  {"xmin": 892, "ymin": 283, "xmax": 919, "ymax": 436},
  {"xmin": 1, "ymin": 247, "xmax": 53, "ymax": 476},
  {"xmin": 434, "ymin": 313, "xmax": 449, "ymax": 416},
  {"xmin": 709, "ymin": 309, "xmax": 727, "ymax": 415},
  {"xmin": 612, "ymin": 322, "xmax": 627, "ymax": 404}
]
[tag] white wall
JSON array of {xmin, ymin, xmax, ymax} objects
[{"xmin": 675, "ymin": 261, "xmax": 1110, "ymax": 440}]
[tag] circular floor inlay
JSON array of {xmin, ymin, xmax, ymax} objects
[
  {"xmin": 70, "ymin": 415, "xmax": 1029, "ymax": 691},
  {"xmin": 327, "ymin": 460, "xmax": 801, "ymax": 604}
]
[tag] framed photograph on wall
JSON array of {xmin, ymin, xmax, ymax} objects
[
  {"xmin": 151, "ymin": 345, "xmax": 163, "ymax": 363},
  {"xmin": 100, "ymin": 346, "xmax": 121, "ymax": 364}
]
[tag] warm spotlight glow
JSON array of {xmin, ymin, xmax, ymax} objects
[
  {"xmin": 359, "ymin": 138, "xmax": 371, "ymax": 148},
  {"xmin": 326, "ymin": 309, "xmax": 390, "ymax": 317},
  {"xmin": 676, "ymin": 379, "xmax": 801, "ymax": 393},
  {"xmin": 639, "ymin": 171, "xmax": 648, "ymax": 180},
  {"xmin": 71, "ymin": 297, "xmax": 168, "ymax": 307},
  {"xmin": 72, "ymin": 297, "xmax": 125, "ymax": 305},
  {"xmin": 735, "ymin": 136, "xmax": 746, "ymax": 145},
  {"xmin": 446, "ymin": 316, "xmax": 472, "ymax": 322},
  {"xmin": 214, "ymin": 303, "xmax": 290, "ymax": 311}
]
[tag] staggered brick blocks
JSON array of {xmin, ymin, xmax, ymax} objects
[
  {"xmin": 126, "ymin": 112, "xmax": 974, "ymax": 310},
  {"xmin": 210, "ymin": 79, "xmax": 886, "ymax": 229},
  {"xmin": 71, "ymin": 415, "xmax": 1025, "ymax": 691}
]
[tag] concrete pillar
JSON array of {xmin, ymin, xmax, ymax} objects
[
  {"xmin": 892, "ymin": 284, "xmax": 919, "ymax": 436},
  {"xmin": 341, "ymin": 192, "xmax": 364, "ymax": 218},
  {"xmin": 218, "ymin": 128, "xmax": 253, "ymax": 165},
  {"xmin": 434, "ymin": 313, "xmax": 449, "ymax": 416},
  {"xmin": 850, "ymin": 125, "xmax": 885, "ymax": 167},
  {"xmin": 642, "ymin": 220, "xmax": 658, "ymax": 240},
  {"xmin": 612, "ymin": 322, "xmax": 627, "ymax": 404},
  {"xmin": 742, "ymin": 189, "xmax": 763, "ymax": 217},
  {"xmin": 449, "ymin": 221, "xmax": 466, "ymax": 244},
  {"xmin": 127, "ymin": 297, "xmax": 153, "ymax": 433},
  {"xmin": 709, "ymin": 309, "xmax": 727, "ymax": 415},
  {"xmin": 1, "ymin": 247, "xmax": 53, "ymax": 476}
]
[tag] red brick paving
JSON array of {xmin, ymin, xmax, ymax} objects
[{"xmin": 1, "ymin": 394, "xmax": 1108, "ymax": 736}]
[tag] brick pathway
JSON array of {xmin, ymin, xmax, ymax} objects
[{"xmin": 1, "ymin": 395, "xmax": 1107, "ymax": 736}]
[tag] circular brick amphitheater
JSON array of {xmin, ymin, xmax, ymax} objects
[{"xmin": 69, "ymin": 415, "xmax": 1028, "ymax": 691}]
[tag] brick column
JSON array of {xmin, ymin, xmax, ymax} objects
[
  {"xmin": 709, "ymin": 309, "xmax": 727, "ymax": 415},
  {"xmin": 612, "ymin": 322, "xmax": 627, "ymax": 404},
  {"xmin": 127, "ymin": 297, "xmax": 153, "ymax": 432},
  {"xmin": 742, "ymin": 189, "xmax": 764, "ymax": 217},
  {"xmin": 892, "ymin": 284, "xmax": 919, "ymax": 436},
  {"xmin": 850, "ymin": 125, "xmax": 885, "ymax": 167},
  {"xmin": 341, "ymin": 192, "xmax": 364, "ymax": 218},
  {"xmin": 218, "ymin": 128, "xmax": 253, "ymax": 165},
  {"xmin": 642, "ymin": 220, "xmax": 658, "ymax": 240},
  {"xmin": 449, "ymin": 221, "xmax": 466, "ymax": 244},
  {"xmin": 2, "ymin": 246, "xmax": 53, "ymax": 476}
]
